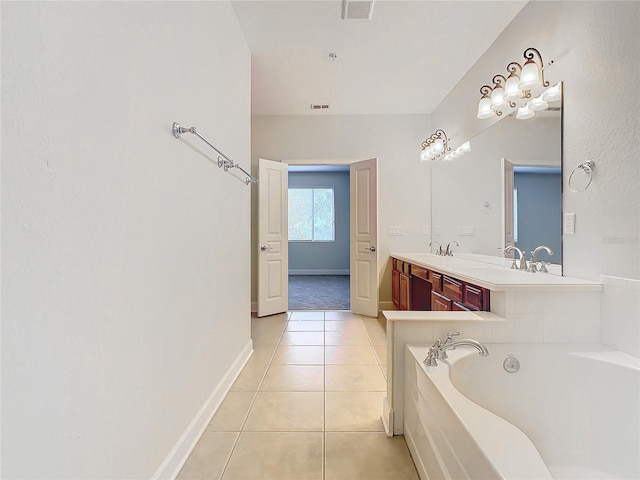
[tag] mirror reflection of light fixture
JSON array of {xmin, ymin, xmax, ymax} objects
[
  {"xmin": 443, "ymin": 141, "xmax": 471, "ymax": 161},
  {"xmin": 476, "ymin": 47, "xmax": 555, "ymax": 120},
  {"xmin": 420, "ymin": 129, "xmax": 451, "ymax": 161}
]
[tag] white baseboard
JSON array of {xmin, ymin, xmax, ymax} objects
[
  {"xmin": 288, "ymin": 269, "xmax": 350, "ymax": 275},
  {"xmin": 152, "ymin": 339, "xmax": 254, "ymax": 480}
]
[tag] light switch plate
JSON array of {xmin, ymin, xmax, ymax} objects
[
  {"xmin": 564, "ymin": 213, "xmax": 576, "ymax": 234},
  {"xmin": 388, "ymin": 226, "xmax": 403, "ymax": 236}
]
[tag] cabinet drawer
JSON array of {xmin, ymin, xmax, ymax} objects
[
  {"xmin": 412, "ymin": 265, "xmax": 429, "ymax": 281},
  {"xmin": 442, "ymin": 276, "xmax": 463, "ymax": 303},
  {"xmin": 430, "ymin": 271, "xmax": 443, "ymax": 292},
  {"xmin": 463, "ymin": 283, "xmax": 487, "ymax": 311},
  {"xmin": 431, "ymin": 291, "xmax": 452, "ymax": 311}
]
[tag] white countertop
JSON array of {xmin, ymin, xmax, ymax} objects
[{"xmin": 390, "ymin": 253, "xmax": 602, "ymax": 292}]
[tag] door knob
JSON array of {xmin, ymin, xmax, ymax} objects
[
  {"xmin": 260, "ymin": 245, "xmax": 268, "ymax": 251},
  {"xmin": 369, "ymin": 246, "xmax": 376, "ymax": 252}
]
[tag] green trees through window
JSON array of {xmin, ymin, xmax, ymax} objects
[{"xmin": 288, "ymin": 188, "xmax": 335, "ymax": 241}]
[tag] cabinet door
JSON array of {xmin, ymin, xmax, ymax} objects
[
  {"xmin": 399, "ymin": 273, "xmax": 411, "ymax": 310},
  {"xmin": 392, "ymin": 269, "xmax": 400, "ymax": 308},
  {"xmin": 431, "ymin": 290, "xmax": 452, "ymax": 311},
  {"xmin": 452, "ymin": 302, "xmax": 471, "ymax": 311}
]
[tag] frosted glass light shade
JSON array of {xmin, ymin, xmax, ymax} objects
[
  {"xmin": 477, "ymin": 96, "xmax": 493, "ymax": 119},
  {"xmin": 504, "ymin": 74, "xmax": 522, "ymax": 101},
  {"xmin": 519, "ymin": 59, "xmax": 541, "ymax": 90},
  {"xmin": 490, "ymin": 86, "xmax": 508, "ymax": 111},
  {"xmin": 541, "ymin": 82, "xmax": 562, "ymax": 102},
  {"xmin": 460, "ymin": 141, "xmax": 471, "ymax": 153},
  {"xmin": 420, "ymin": 148, "xmax": 429, "ymax": 161},
  {"xmin": 433, "ymin": 138, "xmax": 444, "ymax": 154},
  {"xmin": 516, "ymin": 104, "xmax": 535, "ymax": 120},
  {"xmin": 529, "ymin": 97, "xmax": 548, "ymax": 111}
]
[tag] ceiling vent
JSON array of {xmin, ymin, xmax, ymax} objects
[
  {"xmin": 310, "ymin": 104, "xmax": 331, "ymax": 110},
  {"xmin": 342, "ymin": 0, "xmax": 374, "ymax": 20}
]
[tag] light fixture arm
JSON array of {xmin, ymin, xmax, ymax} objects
[{"xmin": 479, "ymin": 85, "xmax": 492, "ymax": 98}]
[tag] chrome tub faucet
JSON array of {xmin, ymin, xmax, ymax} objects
[{"xmin": 423, "ymin": 332, "xmax": 489, "ymax": 367}]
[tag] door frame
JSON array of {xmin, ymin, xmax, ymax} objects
[{"xmin": 261, "ymin": 157, "xmax": 380, "ymax": 316}]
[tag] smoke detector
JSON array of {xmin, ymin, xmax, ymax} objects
[{"xmin": 342, "ymin": 0, "xmax": 374, "ymax": 20}]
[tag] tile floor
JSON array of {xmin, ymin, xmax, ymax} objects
[{"xmin": 177, "ymin": 310, "xmax": 419, "ymax": 480}]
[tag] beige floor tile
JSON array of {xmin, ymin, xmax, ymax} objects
[
  {"xmin": 244, "ymin": 392, "xmax": 324, "ymax": 431},
  {"xmin": 177, "ymin": 431, "xmax": 238, "ymax": 480},
  {"xmin": 325, "ymin": 365, "xmax": 386, "ymax": 391},
  {"xmin": 324, "ymin": 320, "xmax": 366, "ymax": 332},
  {"xmin": 372, "ymin": 343, "xmax": 387, "ymax": 365},
  {"xmin": 261, "ymin": 365, "xmax": 324, "ymax": 391},
  {"xmin": 230, "ymin": 350, "xmax": 272, "ymax": 392},
  {"xmin": 325, "ymin": 432, "xmax": 419, "ymax": 479},
  {"xmin": 325, "ymin": 392, "xmax": 385, "ymax": 432},
  {"xmin": 280, "ymin": 331, "xmax": 325, "ymax": 346},
  {"xmin": 324, "ymin": 311, "xmax": 360, "ymax": 321},
  {"xmin": 325, "ymin": 345, "xmax": 378, "ymax": 365},
  {"xmin": 289, "ymin": 311, "xmax": 325, "ymax": 321},
  {"xmin": 206, "ymin": 391, "xmax": 255, "ymax": 432},
  {"xmin": 272, "ymin": 345, "xmax": 324, "ymax": 365},
  {"xmin": 286, "ymin": 320, "xmax": 325, "ymax": 331},
  {"xmin": 325, "ymin": 329, "xmax": 370, "ymax": 346},
  {"xmin": 222, "ymin": 432, "xmax": 323, "ymax": 480}
]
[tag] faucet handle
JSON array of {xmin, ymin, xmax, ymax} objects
[
  {"xmin": 539, "ymin": 261, "xmax": 549, "ymax": 273},
  {"xmin": 444, "ymin": 332, "xmax": 460, "ymax": 343},
  {"xmin": 526, "ymin": 253, "xmax": 538, "ymax": 273}
]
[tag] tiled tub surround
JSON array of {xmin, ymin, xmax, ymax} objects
[
  {"xmin": 177, "ymin": 311, "xmax": 418, "ymax": 480},
  {"xmin": 383, "ymin": 253, "xmax": 604, "ymax": 436},
  {"xmin": 405, "ymin": 344, "xmax": 640, "ymax": 479}
]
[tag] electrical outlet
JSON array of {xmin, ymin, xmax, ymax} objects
[{"xmin": 564, "ymin": 213, "xmax": 576, "ymax": 234}]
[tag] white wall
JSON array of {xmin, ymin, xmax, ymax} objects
[
  {"xmin": 251, "ymin": 114, "xmax": 431, "ymax": 308},
  {"xmin": 1, "ymin": 2, "xmax": 252, "ymax": 478},
  {"xmin": 431, "ymin": 0, "xmax": 640, "ymax": 282}
]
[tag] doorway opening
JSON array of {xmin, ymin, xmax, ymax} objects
[{"xmin": 287, "ymin": 165, "xmax": 350, "ymax": 310}]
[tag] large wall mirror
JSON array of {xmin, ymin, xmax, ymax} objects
[{"xmin": 431, "ymin": 84, "xmax": 562, "ymax": 273}]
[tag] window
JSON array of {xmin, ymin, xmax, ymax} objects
[{"xmin": 288, "ymin": 188, "xmax": 335, "ymax": 241}]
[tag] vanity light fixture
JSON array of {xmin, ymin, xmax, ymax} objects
[
  {"xmin": 420, "ymin": 129, "xmax": 450, "ymax": 161},
  {"xmin": 476, "ymin": 47, "xmax": 555, "ymax": 120}
]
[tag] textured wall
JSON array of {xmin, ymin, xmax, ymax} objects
[
  {"xmin": 1, "ymin": 2, "xmax": 252, "ymax": 478},
  {"xmin": 431, "ymin": 1, "xmax": 640, "ymax": 281}
]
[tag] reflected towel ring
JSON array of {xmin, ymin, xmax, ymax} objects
[{"xmin": 568, "ymin": 161, "xmax": 595, "ymax": 192}]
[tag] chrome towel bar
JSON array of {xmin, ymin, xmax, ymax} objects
[{"xmin": 172, "ymin": 122, "xmax": 258, "ymax": 185}]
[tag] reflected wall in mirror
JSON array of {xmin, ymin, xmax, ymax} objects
[{"xmin": 431, "ymin": 85, "xmax": 562, "ymax": 272}]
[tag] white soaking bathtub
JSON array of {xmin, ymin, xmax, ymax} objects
[{"xmin": 404, "ymin": 344, "xmax": 640, "ymax": 480}]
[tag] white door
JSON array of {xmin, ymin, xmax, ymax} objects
[
  {"xmin": 350, "ymin": 158, "xmax": 378, "ymax": 317},
  {"xmin": 501, "ymin": 157, "xmax": 515, "ymax": 251},
  {"xmin": 258, "ymin": 158, "xmax": 288, "ymax": 317}
]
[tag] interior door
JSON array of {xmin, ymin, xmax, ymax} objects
[
  {"xmin": 350, "ymin": 158, "xmax": 378, "ymax": 317},
  {"xmin": 502, "ymin": 157, "xmax": 515, "ymax": 251},
  {"xmin": 258, "ymin": 158, "xmax": 288, "ymax": 317}
]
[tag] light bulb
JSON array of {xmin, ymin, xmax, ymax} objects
[
  {"xmin": 516, "ymin": 104, "xmax": 535, "ymax": 120},
  {"xmin": 504, "ymin": 73, "xmax": 522, "ymax": 101},
  {"xmin": 519, "ymin": 59, "xmax": 541, "ymax": 90},
  {"xmin": 420, "ymin": 148, "xmax": 429, "ymax": 161},
  {"xmin": 529, "ymin": 96, "xmax": 548, "ymax": 111},
  {"xmin": 477, "ymin": 96, "xmax": 493, "ymax": 119},
  {"xmin": 490, "ymin": 85, "xmax": 508, "ymax": 111}
]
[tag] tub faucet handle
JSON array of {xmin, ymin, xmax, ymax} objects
[{"xmin": 443, "ymin": 332, "xmax": 460, "ymax": 344}]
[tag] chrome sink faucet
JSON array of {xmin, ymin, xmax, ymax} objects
[
  {"xmin": 423, "ymin": 332, "xmax": 489, "ymax": 367},
  {"xmin": 445, "ymin": 241, "xmax": 459, "ymax": 256},
  {"xmin": 429, "ymin": 241, "xmax": 443, "ymax": 256},
  {"xmin": 504, "ymin": 245, "xmax": 527, "ymax": 270},
  {"xmin": 527, "ymin": 245, "xmax": 554, "ymax": 273}
]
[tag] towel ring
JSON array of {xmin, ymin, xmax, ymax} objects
[{"xmin": 568, "ymin": 161, "xmax": 595, "ymax": 192}]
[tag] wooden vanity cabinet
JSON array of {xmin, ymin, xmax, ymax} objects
[{"xmin": 391, "ymin": 256, "xmax": 490, "ymax": 312}]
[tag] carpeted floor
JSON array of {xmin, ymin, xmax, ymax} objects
[{"xmin": 288, "ymin": 275, "xmax": 350, "ymax": 310}]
